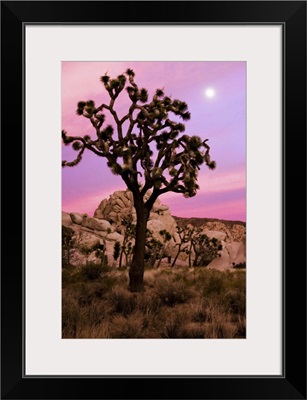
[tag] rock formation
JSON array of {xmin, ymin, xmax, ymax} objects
[{"xmin": 62, "ymin": 189, "xmax": 246, "ymax": 269}]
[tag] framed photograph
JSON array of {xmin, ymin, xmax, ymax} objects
[{"xmin": 1, "ymin": 1, "xmax": 306, "ymax": 399}]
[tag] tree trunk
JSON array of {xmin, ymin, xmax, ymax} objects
[
  {"xmin": 129, "ymin": 199, "xmax": 149, "ymax": 292},
  {"xmin": 156, "ymin": 250, "xmax": 163, "ymax": 268},
  {"xmin": 188, "ymin": 242, "xmax": 193, "ymax": 268},
  {"xmin": 171, "ymin": 245, "xmax": 181, "ymax": 268}
]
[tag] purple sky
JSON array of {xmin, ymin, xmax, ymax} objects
[{"xmin": 62, "ymin": 62, "xmax": 246, "ymax": 221}]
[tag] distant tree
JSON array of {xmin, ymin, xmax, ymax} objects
[
  {"xmin": 118, "ymin": 218, "xmax": 135, "ymax": 269},
  {"xmin": 171, "ymin": 226, "xmax": 191, "ymax": 268},
  {"xmin": 95, "ymin": 228, "xmax": 111, "ymax": 267},
  {"xmin": 78, "ymin": 244, "xmax": 92, "ymax": 265},
  {"xmin": 113, "ymin": 241, "xmax": 121, "ymax": 267},
  {"xmin": 156, "ymin": 229, "xmax": 172, "ymax": 268},
  {"xmin": 145, "ymin": 229, "xmax": 163, "ymax": 268},
  {"xmin": 62, "ymin": 69, "xmax": 215, "ymax": 291},
  {"xmin": 62, "ymin": 226, "xmax": 75, "ymax": 268},
  {"xmin": 191, "ymin": 229, "xmax": 222, "ymax": 267}
]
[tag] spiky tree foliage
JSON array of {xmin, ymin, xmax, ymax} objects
[
  {"xmin": 113, "ymin": 241, "xmax": 121, "ymax": 267},
  {"xmin": 95, "ymin": 228, "xmax": 111, "ymax": 267},
  {"xmin": 118, "ymin": 218, "xmax": 136, "ymax": 269},
  {"xmin": 155, "ymin": 229, "xmax": 172, "ymax": 268},
  {"xmin": 62, "ymin": 226, "xmax": 75, "ymax": 268},
  {"xmin": 144, "ymin": 229, "xmax": 163, "ymax": 268},
  {"xmin": 62, "ymin": 69, "xmax": 216, "ymax": 291},
  {"xmin": 191, "ymin": 228, "xmax": 222, "ymax": 267},
  {"xmin": 171, "ymin": 226, "xmax": 191, "ymax": 268}
]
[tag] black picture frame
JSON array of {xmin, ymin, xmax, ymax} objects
[{"xmin": 1, "ymin": 1, "xmax": 306, "ymax": 399}]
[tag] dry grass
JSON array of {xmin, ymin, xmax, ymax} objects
[{"xmin": 62, "ymin": 266, "xmax": 246, "ymax": 339}]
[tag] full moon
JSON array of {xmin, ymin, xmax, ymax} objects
[{"xmin": 205, "ymin": 88, "xmax": 215, "ymax": 98}]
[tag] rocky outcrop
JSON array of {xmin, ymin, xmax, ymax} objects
[
  {"xmin": 81, "ymin": 215, "xmax": 114, "ymax": 232},
  {"xmin": 94, "ymin": 189, "xmax": 178, "ymax": 237},
  {"xmin": 62, "ymin": 190, "xmax": 246, "ymax": 269},
  {"xmin": 93, "ymin": 189, "xmax": 180, "ymax": 259}
]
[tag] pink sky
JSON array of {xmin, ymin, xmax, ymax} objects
[{"xmin": 62, "ymin": 62, "xmax": 246, "ymax": 221}]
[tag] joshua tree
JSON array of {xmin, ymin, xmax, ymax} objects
[
  {"xmin": 171, "ymin": 225, "xmax": 191, "ymax": 268},
  {"xmin": 62, "ymin": 69, "xmax": 215, "ymax": 291},
  {"xmin": 144, "ymin": 229, "xmax": 165, "ymax": 268},
  {"xmin": 118, "ymin": 218, "xmax": 136, "ymax": 269},
  {"xmin": 62, "ymin": 226, "xmax": 75, "ymax": 268},
  {"xmin": 113, "ymin": 241, "xmax": 121, "ymax": 267},
  {"xmin": 191, "ymin": 229, "xmax": 222, "ymax": 267},
  {"xmin": 156, "ymin": 229, "xmax": 172, "ymax": 268},
  {"xmin": 95, "ymin": 228, "xmax": 111, "ymax": 267}
]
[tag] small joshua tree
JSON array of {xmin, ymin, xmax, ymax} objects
[
  {"xmin": 113, "ymin": 241, "xmax": 121, "ymax": 267},
  {"xmin": 118, "ymin": 218, "xmax": 136, "ymax": 269},
  {"xmin": 62, "ymin": 226, "xmax": 75, "ymax": 268},
  {"xmin": 191, "ymin": 229, "xmax": 222, "ymax": 267},
  {"xmin": 95, "ymin": 228, "xmax": 111, "ymax": 267},
  {"xmin": 171, "ymin": 226, "xmax": 191, "ymax": 268},
  {"xmin": 62, "ymin": 69, "xmax": 215, "ymax": 291},
  {"xmin": 156, "ymin": 229, "xmax": 172, "ymax": 268},
  {"xmin": 145, "ymin": 229, "xmax": 163, "ymax": 268}
]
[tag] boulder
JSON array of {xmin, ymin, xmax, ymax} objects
[
  {"xmin": 115, "ymin": 197, "xmax": 126, "ymax": 209},
  {"xmin": 225, "ymin": 242, "xmax": 246, "ymax": 265},
  {"xmin": 203, "ymin": 230, "xmax": 227, "ymax": 241},
  {"xmin": 62, "ymin": 211, "xmax": 72, "ymax": 227},
  {"xmin": 149, "ymin": 212, "xmax": 159, "ymax": 220},
  {"xmin": 147, "ymin": 220, "xmax": 165, "ymax": 240},
  {"xmin": 207, "ymin": 246, "xmax": 230, "ymax": 270},
  {"xmin": 70, "ymin": 212, "xmax": 83, "ymax": 225},
  {"xmin": 82, "ymin": 216, "xmax": 114, "ymax": 232},
  {"xmin": 157, "ymin": 214, "xmax": 177, "ymax": 236},
  {"xmin": 207, "ymin": 241, "xmax": 246, "ymax": 269},
  {"xmin": 93, "ymin": 189, "xmax": 178, "ymax": 238},
  {"xmin": 77, "ymin": 231, "xmax": 100, "ymax": 251},
  {"xmin": 93, "ymin": 209, "xmax": 104, "ymax": 219},
  {"xmin": 103, "ymin": 231, "xmax": 124, "ymax": 242}
]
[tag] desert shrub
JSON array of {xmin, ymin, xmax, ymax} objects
[
  {"xmin": 79, "ymin": 263, "xmax": 104, "ymax": 281},
  {"xmin": 111, "ymin": 273, "xmax": 129, "ymax": 287},
  {"xmin": 203, "ymin": 320, "xmax": 237, "ymax": 338},
  {"xmin": 110, "ymin": 312, "xmax": 145, "ymax": 338},
  {"xmin": 62, "ymin": 226, "xmax": 75, "ymax": 268},
  {"xmin": 234, "ymin": 316, "xmax": 246, "ymax": 338},
  {"xmin": 143, "ymin": 269, "xmax": 158, "ymax": 287},
  {"xmin": 77, "ymin": 287, "xmax": 109, "ymax": 307},
  {"xmin": 62, "ymin": 264, "xmax": 246, "ymax": 339},
  {"xmin": 233, "ymin": 262, "xmax": 246, "ymax": 269},
  {"xmin": 107, "ymin": 287, "xmax": 137, "ymax": 316},
  {"xmin": 137, "ymin": 292, "xmax": 162, "ymax": 315},
  {"xmin": 62, "ymin": 268, "xmax": 80, "ymax": 287},
  {"xmin": 224, "ymin": 270, "xmax": 246, "ymax": 288},
  {"xmin": 180, "ymin": 322, "xmax": 206, "ymax": 338},
  {"xmin": 191, "ymin": 303, "xmax": 212, "ymax": 323},
  {"xmin": 202, "ymin": 272, "xmax": 225, "ymax": 297},
  {"xmin": 154, "ymin": 276, "xmax": 192, "ymax": 306},
  {"xmin": 62, "ymin": 292, "xmax": 80, "ymax": 338},
  {"xmin": 221, "ymin": 289, "xmax": 246, "ymax": 315},
  {"xmin": 79, "ymin": 299, "xmax": 108, "ymax": 325},
  {"xmin": 64, "ymin": 279, "xmax": 115, "ymax": 307},
  {"xmin": 76, "ymin": 322, "xmax": 111, "ymax": 339},
  {"xmin": 211, "ymin": 323, "xmax": 237, "ymax": 338},
  {"xmin": 153, "ymin": 304, "xmax": 190, "ymax": 338},
  {"xmin": 199, "ymin": 303, "xmax": 238, "ymax": 338},
  {"xmin": 161, "ymin": 314, "xmax": 185, "ymax": 338}
]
